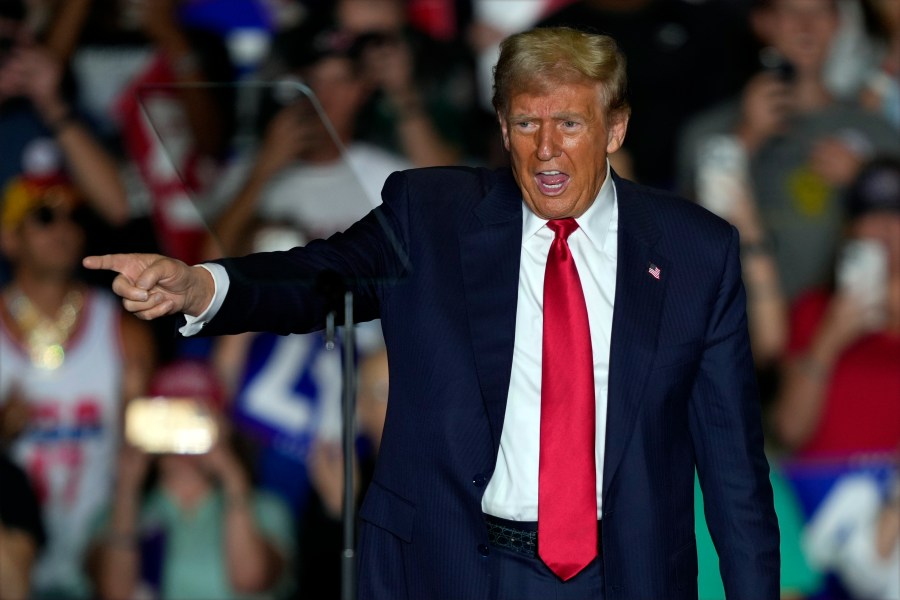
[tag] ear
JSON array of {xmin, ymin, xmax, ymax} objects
[
  {"xmin": 606, "ymin": 112, "xmax": 629, "ymax": 154},
  {"xmin": 497, "ymin": 111, "xmax": 510, "ymax": 151}
]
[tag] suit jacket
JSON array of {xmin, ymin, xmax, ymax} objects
[{"xmin": 203, "ymin": 167, "xmax": 780, "ymax": 600}]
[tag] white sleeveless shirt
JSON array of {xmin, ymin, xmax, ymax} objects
[{"xmin": 0, "ymin": 289, "xmax": 124, "ymax": 597}]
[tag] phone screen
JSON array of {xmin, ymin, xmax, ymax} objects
[
  {"xmin": 836, "ymin": 239, "xmax": 888, "ymax": 310},
  {"xmin": 125, "ymin": 397, "xmax": 218, "ymax": 454}
]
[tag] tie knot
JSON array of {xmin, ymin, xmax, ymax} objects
[{"xmin": 547, "ymin": 217, "xmax": 579, "ymax": 241}]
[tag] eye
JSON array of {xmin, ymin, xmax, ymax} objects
[{"xmin": 562, "ymin": 120, "xmax": 580, "ymax": 129}]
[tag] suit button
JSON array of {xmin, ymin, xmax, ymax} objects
[
  {"xmin": 477, "ymin": 544, "xmax": 490, "ymax": 557},
  {"xmin": 472, "ymin": 474, "xmax": 487, "ymax": 487}
]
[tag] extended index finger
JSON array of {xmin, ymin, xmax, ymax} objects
[{"xmin": 83, "ymin": 254, "xmax": 135, "ymax": 275}]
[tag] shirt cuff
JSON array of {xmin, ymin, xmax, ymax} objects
[{"xmin": 179, "ymin": 263, "xmax": 230, "ymax": 336}]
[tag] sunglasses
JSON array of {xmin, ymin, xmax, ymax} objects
[{"xmin": 26, "ymin": 204, "xmax": 88, "ymax": 228}]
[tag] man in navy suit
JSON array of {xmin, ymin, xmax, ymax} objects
[{"xmin": 86, "ymin": 27, "xmax": 779, "ymax": 600}]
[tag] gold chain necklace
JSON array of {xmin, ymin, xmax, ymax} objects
[{"xmin": 6, "ymin": 287, "xmax": 84, "ymax": 370}]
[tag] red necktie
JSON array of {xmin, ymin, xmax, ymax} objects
[{"xmin": 538, "ymin": 218, "xmax": 597, "ymax": 581}]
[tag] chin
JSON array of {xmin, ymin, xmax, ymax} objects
[{"xmin": 531, "ymin": 196, "xmax": 581, "ymax": 220}]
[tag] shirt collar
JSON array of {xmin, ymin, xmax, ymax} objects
[{"xmin": 522, "ymin": 160, "xmax": 616, "ymax": 250}]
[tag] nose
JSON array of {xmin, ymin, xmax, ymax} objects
[{"xmin": 536, "ymin": 125, "xmax": 561, "ymax": 161}]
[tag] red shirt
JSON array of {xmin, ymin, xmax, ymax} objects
[{"xmin": 788, "ymin": 290, "xmax": 900, "ymax": 458}]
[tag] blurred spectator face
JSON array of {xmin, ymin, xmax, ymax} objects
[
  {"xmin": 0, "ymin": 13, "xmax": 29, "ymax": 103},
  {"xmin": 0, "ymin": 17, "xmax": 15, "ymax": 64},
  {"xmin": 337, "ymin": 0, "xmax": 405, "ymax": 35},
  {"xmin": 755, "ymin": 0, "xmax": 839, "ymax": 75},
  {"xmin": 0, "ymin": 0, "xmax": 25, "ymax": 56},
  {"xmin": 17, "ymin": 203, "xmax": 85, "ymax": 274},
  {"xmin": 159, "ymin": 446, "xmax": 208, "ymax": 473},
  {"xmin": 869, "ymin": 0, "xmax": 900, "ymax": 34},
  {"xmin": 301, "ymin": 55, "xmax": 369, "ymax": 133},
  {"xmin": 1, "ymin": 184, "xmax": 85, "ymax": 276}
]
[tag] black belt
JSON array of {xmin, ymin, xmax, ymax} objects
[{"xmin": 485, "ymin": 514, "xmax": 602, "ymax": 558}]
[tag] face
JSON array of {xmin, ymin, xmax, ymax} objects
[
  {"xmin": 158, "ymin": 453, "xmax": 200, "ymax": 474},
  {"xmin": 756, "ymin": 0, "xmax": 839, "ymax": 74},
  {"xmin": 302, "ymin": 56, "xmax": 368, "ymax": 136},
  {"xmin": 499, "ymin": 80, "xmax": 627, "ymax": 220},
  {"xmin": 5, "ymin": 203, "xmax": 85, "ymax": 276},
  {"xmin": 0, "ymin": 16, "xmax": 27, "ymax": 102},
  {"xmin": 0, "ymin": 17, "xmax": 16, "ymax": 62},
  {"xmin": 869, "ymin": 0, "xmax": 900, "ymax": 35},
  {"xmin": 338, "ymin": 0, "xmax": 405, "ymax": 34}
]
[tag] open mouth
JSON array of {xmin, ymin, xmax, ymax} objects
[{"xmin": 535, "ymin": 170, "xmax": 569, "ymax": 196}]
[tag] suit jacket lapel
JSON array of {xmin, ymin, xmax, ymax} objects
[
  {"xmin": 458, "ymin": 169, "xmax": 669, "ymax": 484},
  {"xmin": 459, "ymin": 169, "xmax": 522, "ymax": 456},
  {"xmin": 603, "ymin": 174, "xmax": 669, "ymax": 497}
]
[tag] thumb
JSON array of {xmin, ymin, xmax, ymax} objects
[{"xmin": 134, "ymin": 257, "xmax": 176, "ymax": 291}]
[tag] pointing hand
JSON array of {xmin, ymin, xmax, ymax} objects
[{"xmin": 83, "ymin": 253, "xmax": 214, "ymax": 320}]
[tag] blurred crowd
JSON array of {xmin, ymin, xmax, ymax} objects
[{"xmin": 0, "ymin": 0, "xmax": 898, "ymax": 599}]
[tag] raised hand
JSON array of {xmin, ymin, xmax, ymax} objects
[
  {"xmin": 82, "ymin": 253, "xmax": 214, "ymax": 320},
  {"xmin": 0, "ymin": 44, "xmax": 63, "ymax": 113},
  {"xmin": 256, "ymin": 102, "xmax": 328, "ymax": 174},
  {"xmin": 809, "ymin": 135, "xmax": 866, "ymax": 187},
  {"xmin": 308, "ymin": 438, "xmax": 359, "ymax": 518},
  {"xmin": 360, "ymin": 35, "xmax": 415, "ymax": 97},
  {"xmin": 0, "ymin": 385, "xmax": 31, "ymax": 443},
  {"xmin": 113, "ymin": 442, "xmax": 153, "ymax": 497},
  {"xmin": 199, "ymin": 419, "xmax": 252, "ymax": 500},
  {"xmin": 735, "ymin": 71, "xmax": 792, "ymax": 154}
]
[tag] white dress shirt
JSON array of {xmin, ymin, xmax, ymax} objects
[
  {"xmin": 183, "ymin": 164, "xmax": 619, "ymax": 523},
  {"xmin": 481, "ymin": 163, "xmax": 618, "ymax": 521},
  {"xmin": 179, "ymin": 263, "xmax": 228, "ymax": 336}
]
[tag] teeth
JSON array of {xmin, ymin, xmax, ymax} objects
[{"xmin": 541, "ymin": 170, "xmax": 561, "ymax": 175}]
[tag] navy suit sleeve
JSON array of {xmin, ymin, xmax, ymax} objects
[
  {"xmin": 688, "ymin": 226, "xmax": 780, "ymax": 599},
  {"xmin": 197, "ymin": 171, "xmax": 413, "ymax": 336}
]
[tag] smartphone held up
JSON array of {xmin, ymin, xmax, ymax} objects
[
  {"xmin": 125, "ymin": 397, "xmax": 218, "ymax": 455},
  {"xmin": 836, "ymin": 238, "xmax": 889, "ymax": 326},
  {"xmin": 125, "ymin": 359, "xmax": 225, "ymax": 455}
]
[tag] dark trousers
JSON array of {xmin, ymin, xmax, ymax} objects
[{"xmin": 488, "ymin": 536, "xmax": 605, "ymax": 599}]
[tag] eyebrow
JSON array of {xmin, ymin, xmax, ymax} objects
[{"xmin": 507, "ymin": 111, "xmax": 587, "ymax": 122}]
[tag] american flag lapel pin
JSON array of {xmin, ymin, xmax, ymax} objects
[{"xmin": 648, "ymin": 262, "xmax": 661, "ymax": 280}]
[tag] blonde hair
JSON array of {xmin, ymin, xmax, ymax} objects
[{"xmin": 492, "ymin": 27, "xmax": 630, "ymax": 120}]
